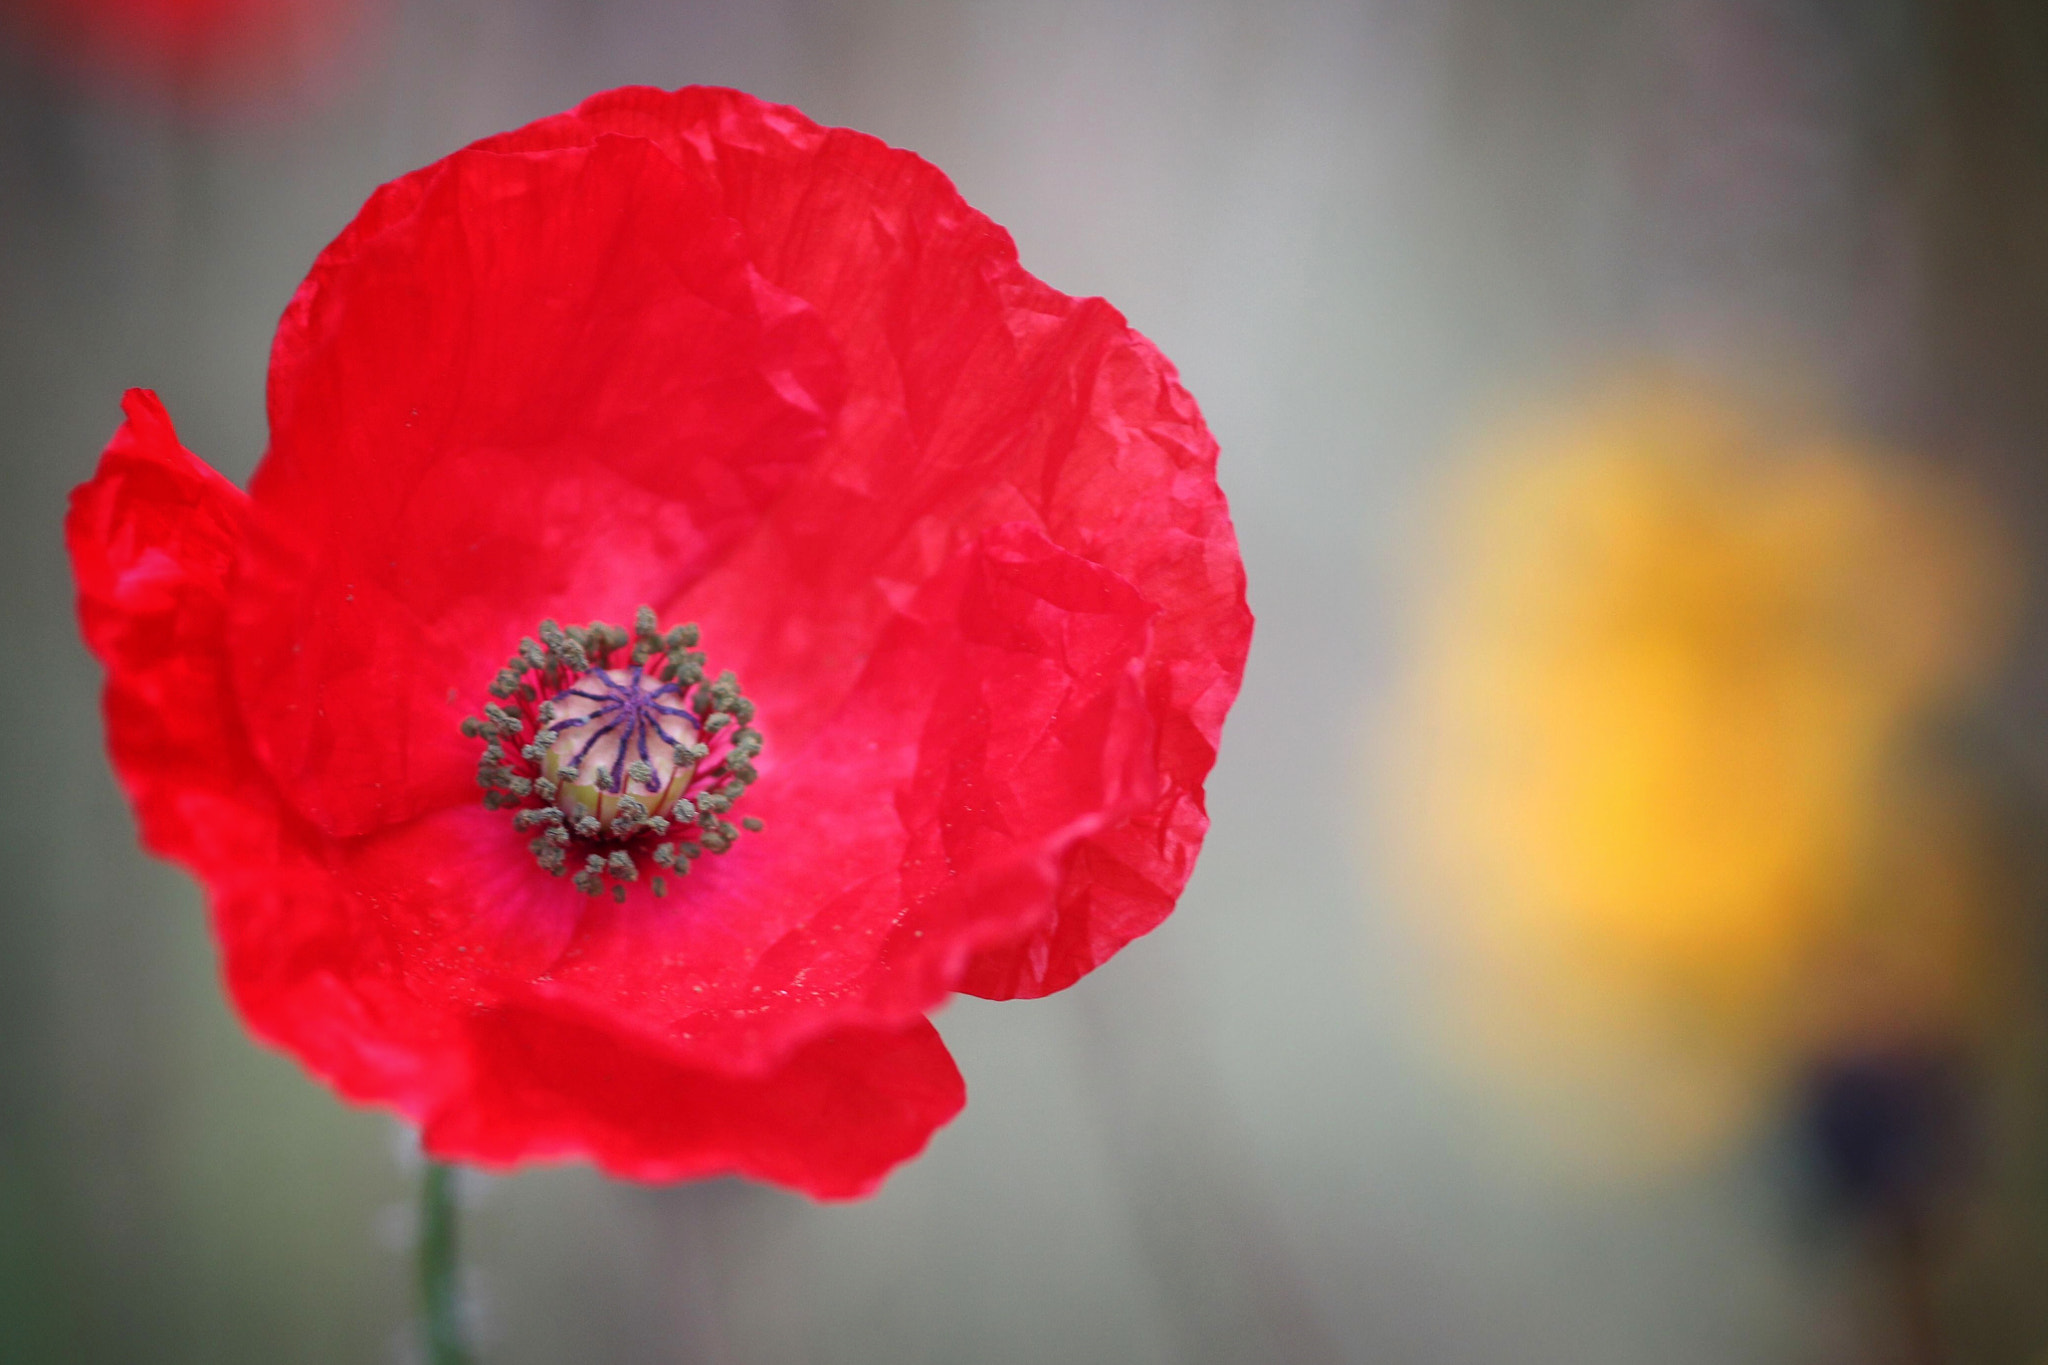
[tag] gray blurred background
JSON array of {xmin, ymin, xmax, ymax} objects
[{"xmin": 6, "ymin": 1, "xmax": 2048, "ymax": 1362}]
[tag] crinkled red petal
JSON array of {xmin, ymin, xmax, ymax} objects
[
  {"xmin": 68, "ymin": 389, "xmax": 250, "ymax": 869},
  {"xmin": 428, "ymin": 1009, "xmax": 962, "ymax": 1199}
]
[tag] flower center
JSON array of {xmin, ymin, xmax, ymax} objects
[{"xmin": 462, "ymin": 607, "xmax": 763, "ymax": 901}]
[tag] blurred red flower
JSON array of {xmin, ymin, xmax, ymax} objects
[
  {"xmin": 4, "ymin": 0, "xmax": 365, "ymax": 101},
  {"xmin": 66, "ymin": 86, "xmax": 1249, "ymax": 1197}
]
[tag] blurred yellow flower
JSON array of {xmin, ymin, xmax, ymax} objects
[{"xmin": 1380, "ymin": 380, "xmax": 2020, "ymax": 1168}]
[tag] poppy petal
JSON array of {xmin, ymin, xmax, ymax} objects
[
  {"xmin": 67, "ymin": 392, "xmax": 452, "ymax": 1108},
  {"xmin": 427, "ymin": 1007, "xmax": 964, "ymax": 1200}
]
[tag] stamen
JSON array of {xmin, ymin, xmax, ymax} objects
[{"xmin": 463, "ymin": 607, "xmax": 764, "ymax": 898}]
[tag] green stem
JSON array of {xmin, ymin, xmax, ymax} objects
[{"xmin": 418, "ymin": 1161, "xmax": 475, "ymax": 1365}]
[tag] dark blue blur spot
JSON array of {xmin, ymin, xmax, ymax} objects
[{"xmin": 1801, "ymin": 1049, "xmax": 1971, "ymax": 1220}]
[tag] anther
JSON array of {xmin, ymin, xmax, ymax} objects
[{"xmin": 540, "ymin": 619, "xmax": 588, "ymax": 672}]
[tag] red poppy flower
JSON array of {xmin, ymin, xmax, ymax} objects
[
  {"xmin": 67, "ymin": 85, "xmax": 1250, "ymax": 1198},
  {"xmin": 4, "ymin": 0, "xmax": 365, "ymax": 102}
]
